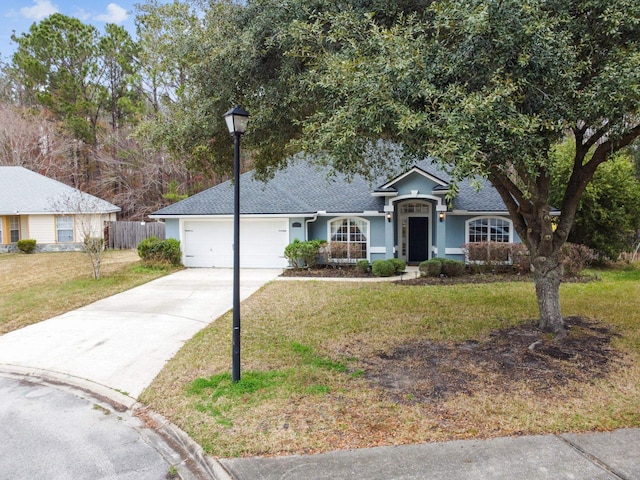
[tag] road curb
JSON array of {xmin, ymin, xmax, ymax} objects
[
  {"xmin": 144, "ymin": 409, "xmax": 234, "ymax": 480},
  {"xmin": 0, "ymin": 364, "xmax": 137, "ymax": 409},
  {"xmin": 0, "ymin": 365, "xmax": 230, "ymax": 480}
]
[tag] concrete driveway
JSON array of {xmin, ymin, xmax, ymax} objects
[{"xmin": 0, "ymin": 268, "xmax": 280, "ymax": 400}]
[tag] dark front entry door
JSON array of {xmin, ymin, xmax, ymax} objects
[{"xmin": 408, "ymin": 217, "xmax": 429, "ymax": 263}]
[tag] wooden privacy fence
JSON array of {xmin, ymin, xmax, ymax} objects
[{"xmin": 105, "ymin": 221, "xmax": 166, "ymax": 250}]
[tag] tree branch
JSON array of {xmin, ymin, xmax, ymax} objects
[
  {"xmin": 488, "ymin": 169, "xmax": 529, "ymax": 242},
  {"xmin": 587, "ymin": 122, "xmax": 640, "ymax": 177},
  {"xmin": 581, "ymin": 121, "xmax": 610, "ymax": 151},
  {"xmin": 490, "ymin": 167, "xmax": 532, "ymax": 214}
]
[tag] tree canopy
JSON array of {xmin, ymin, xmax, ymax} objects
[
  {"xmin": 550, "ymin": 141, "xmax": 640, "ymax": 260},
  {"xmin": 2, "ymin": 4, "xmax": 221, "ymax": 219}
]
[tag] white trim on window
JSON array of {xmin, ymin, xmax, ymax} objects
[
  {"xmin": 56, "ymin": 215, "xmax": 74, "ymax": 243},
  {"xmin": 464, "ymin": 216, "xmax": 514, "ymax": 264},
  {"xmin": 465, "ymin": 216, "xmax": 513, "ymax": 244},
  {"xmin": 327, "ymin": 217, "xmax": 370, "ymax": 263}
]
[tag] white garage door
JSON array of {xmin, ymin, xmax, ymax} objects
[{"xmin": 183, "ymin": 219, "xmax": 289, "ymax": 268}]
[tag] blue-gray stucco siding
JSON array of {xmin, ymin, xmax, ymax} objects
[{"xmin": 164, "ymin": 218, "xmax": 180, "ymax": 240}]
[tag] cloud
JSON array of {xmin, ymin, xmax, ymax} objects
[
  {"xmin": 94, "ymin": 3, "xmax": 129, "ymax": 23},
  {"xmin": 74, "ymin": 8, "xmax": 91, "ymax": 22},
  {"xmin": 20, "ymin": 0, "xmax": 58, "ymax": 20}
]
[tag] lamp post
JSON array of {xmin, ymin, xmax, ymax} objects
[{"xmin": 223, "ymin": 105, "xmax": 249, "ymax": 383}]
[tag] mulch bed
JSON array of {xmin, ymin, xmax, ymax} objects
[
  {"xmin": 280, "ymin": 265, "xmax": 374, "ymax": 278},
  {"xmin": 355, "ymin": 316, "xmax": 620, "ymax": 404},
  {"xmin": 280, "ymin": 265, "xmax": 596, "ymax": 285}
]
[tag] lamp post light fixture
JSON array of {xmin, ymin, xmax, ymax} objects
[{"xmin": 223, "ymin": 105, "xmax": 249, "ymax": 383}]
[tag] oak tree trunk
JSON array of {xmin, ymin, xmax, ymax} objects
[{"xmin": 531, "ymin": 254, "xmax": 565, "ymax": 336}]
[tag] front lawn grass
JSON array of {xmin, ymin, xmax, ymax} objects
[
  {"xmin": 0, "ymin": 250, "xmax": 178, "ymax": 334},
  {"xmin": 140, "ymin": 265, "xmax": 640, "ymax": 458}
]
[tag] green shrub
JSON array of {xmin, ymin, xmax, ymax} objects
[
  {"xmin": 138, "ymin": 237, "xmax": 182, "ymax": 266},
  {"xmin": 419, "ymin": 258, "xmax": 443, "ymax": 277},
  {"xmin": 356, "ymin": 259, "xmax": 370, "ymax": 273},
  {"xmin": 284, "ymin": 239, "xmax": 302, "ymax": 267},
  {"xmin": 388, "ymin": 258, "xmax": 407, "ymax": 274},
  {"xmin": 16, "ymin": 239, "xmax": 36, "ymax": 254},
  {"xmin": 441, "ymin": 258, "xmax": 466, "ymax": 277},
  {"xmin": 371, "ymin": 259, "xmax": 396, "ymax": 277},
  {"xmin": 301, "ymin": 240, "xmax": 324, "ymax": 267},
  {"xmin": 284, "ymin": 239, "xmax": 323, "ymax": 268}
]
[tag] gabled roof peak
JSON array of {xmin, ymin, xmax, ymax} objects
[{"xmin": 378, "ymin": 159, "xmax": 450, "ymax": 191}]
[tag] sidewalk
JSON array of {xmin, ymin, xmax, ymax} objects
[{"xmin": 215, "ymin": 428, "xmax": 640, "ymax": 480}]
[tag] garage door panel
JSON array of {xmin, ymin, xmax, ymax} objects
[
  {"xmin": 184, "ymin": 219, "xmax": 289, "ymax": 268},
  {"xmin": 184, "ymin": 221, "xmax": 233, "ymax": 268}
]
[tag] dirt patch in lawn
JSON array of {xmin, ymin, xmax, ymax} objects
[{"xmin": 357, "ymin": 316, "xmax": 619, "ymax": 404}]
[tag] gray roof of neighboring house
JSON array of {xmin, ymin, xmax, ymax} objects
[
  {"xmin": 0, "ymin": 166, "xmax": 121, "ymax": 215},
  {"xmin": 153, "ymin": 158, "xmax": 509, "ymax": 216}
]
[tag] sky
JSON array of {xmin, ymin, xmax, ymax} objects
[{"xmin": 1, "ymin": 0, "xmax": 170, "ymax": 61}]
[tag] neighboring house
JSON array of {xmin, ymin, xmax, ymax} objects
[
  {"xmin": 0, "ymin": 166, "xmax": 120, "ymax": 253},
  {"xmin": 151, "ymin": 158, "xmax": 521, "ymax": 268}
]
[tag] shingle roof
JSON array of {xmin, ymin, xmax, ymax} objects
[
  {"xmin": 453, "ymin": 180, "xmax": 507, "ymax": 211},
  {"xmin": 153, "ymin": 158, "xmax": 509, "ymax": 216},
  {"xmin": 155, "ymin": 161, "xmax": 385, "ymax": 215},
  {"xmin": 0, "ymin": 166, "xmax": 120, "ymax": 215}
]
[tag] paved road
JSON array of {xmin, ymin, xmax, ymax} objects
[{"xmin": 0, "ymin": 374, "xmax": 197, "ymax": 480}]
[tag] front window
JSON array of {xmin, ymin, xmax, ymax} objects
[
  {"xmin": 56, "ymin": 216, "xmax": 74, "ymax": 242},
  {"xmin": 328, "ymin": 217, "xmax": 368, "ymax": 262},
  {"xmin": 10, "ymin": 217, "xmax": 20, "ymax": 243},
  {"xmin": 467, "ymin": 217, "xmax": 511, "ymax": 243}
]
